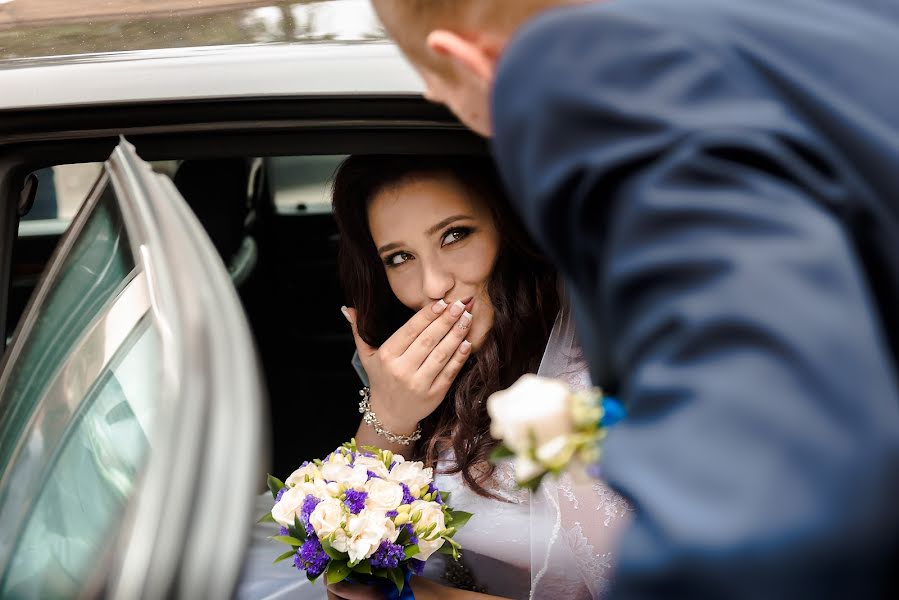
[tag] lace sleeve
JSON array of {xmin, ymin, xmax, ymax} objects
[{"xmin": 530, "ymin": 286, "xmax": 632, "ymax": 599}]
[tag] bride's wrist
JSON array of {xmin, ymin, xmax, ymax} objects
[{"xmin": 363, "ymin": 390, "xmax": 420, "ymax": 437}]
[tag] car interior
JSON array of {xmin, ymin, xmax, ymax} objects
[{"xmin": 1, "ymin": 98, "xmax": 488, "ymax": 481}]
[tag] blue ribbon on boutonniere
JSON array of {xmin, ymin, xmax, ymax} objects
[{"xmin": 600, "ymin": 397, "xmax": 626, "ymax": 427}]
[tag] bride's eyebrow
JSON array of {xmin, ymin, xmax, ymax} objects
[{"xmin": 425, "ymin": 214, "xmax": 474, "ymax": 236}]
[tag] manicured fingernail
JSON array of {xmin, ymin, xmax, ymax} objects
[
  {"xmin": 459, "ymin": 311, "xmax": 473, "ymax": 328},
  {"xmin": 341, "ymin": 306, "xmax": 351, "ymax": 322},
  {"xmin": 461, "ymin": 340, "xmax": 472, "ymax": 353},
  {"xmin": 432, "ymin": 299, "xmax": 448, "ymax": 314},
  {"xmin": 449, "ymin": 300, "xmax": 466, "ymax": 318}
]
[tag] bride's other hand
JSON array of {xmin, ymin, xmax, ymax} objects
[{"xmin": 343, "ymin": 300, "xmax": 473, "ymax": 437}]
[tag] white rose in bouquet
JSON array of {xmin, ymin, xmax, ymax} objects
[
  {"xmin": 271, "ymin": 485, "xmax": 306, "ymax": 528},
  {"xmin": 410, "ymin": 500, "xmax": 447, "ymax": 560},
  {"xmin": 387, "ymin": 461, "xmax": 433, "ymax": 495},
  {"xmin": 332, "ymin": 510, "xmax": 398, "ymax": 564},
  {"xmin": 365, "ymin": 478, "xmax": 405, "ymax": 512},
  {"xmin": 353, "ymin": 454, "xmax": 391, "ymax": 479},
  {"xmin": 309, "ymin": 497, "xmax": 345, "ymax": 538}
]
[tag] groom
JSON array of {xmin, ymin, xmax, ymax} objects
[{"xmin": 369, "ymin": 0, "xmax": 899, "ymax": 597}]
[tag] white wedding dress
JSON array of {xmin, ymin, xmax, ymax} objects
[{"xmin": 237, "ymin": 298, "xmax": 631, "ymax": 599}]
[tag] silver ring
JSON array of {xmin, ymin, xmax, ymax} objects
[{"xmin": 459, "ymin": 324, "xmax": 469, "ymax": 330}]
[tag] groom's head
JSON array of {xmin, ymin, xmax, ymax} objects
[{"xmin": 372, "ymin": 0, "xmax": 591, "ymax": 137}]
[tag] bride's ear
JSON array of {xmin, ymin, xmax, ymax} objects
[{"xmin": 426, "ymin": 29, "xmax": 497, "ymax": 84}]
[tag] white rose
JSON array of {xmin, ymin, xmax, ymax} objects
[
  {"xmin": 487, "ymin": 374, "xmax": 573, "ymax": 453},
  {"xmin": 308, "ymin": 497, "xmax": 345, "ymax": 538},
  {"xmin": 340, "ymin": 510, "xmax": 397, "ymax": 564},
  {"xmin": 354, "ymin": 454, "xmax": 390, "ymax": 479},
  {"xmin": 285, "ymin": 463, "xmax": 320, "ymax": 487},
  {"xmin": 410, "ymin": 500, "xmax": 447, "ymax": 560},
  {"xmin": 271, "ymin": 485, "xmax": 306, "ymax": 528},
  {"xmin": 365, "ymin": 479, "xmax": 405, "ymax": 512},
  {"xmin": 388, "ymin": 461, "xmax": 433, "ymax": 495},
  {"xmin": 321, "ymin": 461, "xmax": 354, "ymax": 483}
]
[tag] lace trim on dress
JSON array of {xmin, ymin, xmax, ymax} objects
[
  {"xmin": 564, "ymin": 522, "xmax": 614, "ymax": 598},
  {"xmin": 592, "ymin": 483, "xmax": 632, "ymax": 527}
]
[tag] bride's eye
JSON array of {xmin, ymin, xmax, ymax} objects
[
  {"xmin": 441, "ymin": 227, "xmax": 472, "ymax": 247},
  {"xmin": 384, "ymin": 251, "xmax": 413, "ymax": 267}
]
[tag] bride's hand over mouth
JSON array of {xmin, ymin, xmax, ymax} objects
[{"xmin": 343, "ymin": 298, "xmax": 473, "ymax": 443}]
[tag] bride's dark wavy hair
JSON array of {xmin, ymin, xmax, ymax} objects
[{"xmin": 332, "ymin": 155, "xmax": 559, "ymax": 498}]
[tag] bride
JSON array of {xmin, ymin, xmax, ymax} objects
[{"xmin": 238, "ymin": 156, "xmax": 630, "ymax": 600}]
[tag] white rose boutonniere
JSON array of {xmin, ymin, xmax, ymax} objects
[{"xmin": 487, "ymin": 374, "xmax": 626, "ymax": 490}]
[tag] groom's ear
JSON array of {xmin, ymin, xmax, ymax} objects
[{"xmin": 425, "ymin": 29, "xmax": 502, "ymax": 83}]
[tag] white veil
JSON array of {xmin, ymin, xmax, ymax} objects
[{"xmin": 530, "ymin": 286, "xmax": 630, "ymax": 599}]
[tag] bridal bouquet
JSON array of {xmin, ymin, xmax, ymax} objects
[
  {"xmin": 487, "ymin": 374, "xmax": 625, "ymax": 491},
  {"xmin": 263, "ymin": 440, "xmax": 471, "ymax": 597}
]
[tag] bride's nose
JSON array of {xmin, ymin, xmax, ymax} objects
[{"xmin": 421, "ymin": 261, "xmax": 454, "ymax": 302}]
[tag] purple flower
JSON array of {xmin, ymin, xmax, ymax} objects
[
  {"xmin": 300, "ymin": 494, "xmax": 322, "ymax": 535},
  {"xmin": 295, "ymin": 536, "xmax": 330, "ymax": 578},
  {"xmin": 404, "ymin": 523, "xmax": 418, "ymax": 545},
  {"xmin": 386, "ymin": 510, "xmax": 399, "ymax": 519},
  {"xmin": 275, "ymin": 487, "xmax": 287, "ymax": 503},
  {"xmin": 344, "ymin": 489, "xmax": 368, "ymax": 515},
  {"xmin": 366, "ymin": 470, "xmax": 381, "ymax": 480},
  {"xmin": 370, "ymin": 540, "xmax": 405, "ymax": 570},
  {"xmin": 400, "ymin": 483, "xmax": 415, "ymax": 505},
  {"xmin": 279, "ymin": 526, "xmax": 289, "ymax": 537},
  {"xmin": 409, "ymin": 559, "xmax": 425, "ymax": 575}
]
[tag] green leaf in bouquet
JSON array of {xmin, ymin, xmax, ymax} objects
[
  {"xmin": 271, "ymin": 535, "xmax": 304, "ymax": 548},
  {"xmin": 326, "ymin": 560, "xmax": 352, "ymax": 585},
  {"xmin": 396, "ymin": 525, "xmax": 411, "ymax": 545},
  {"xmin": 267, "ymin": 474, "xmax": 286, "ymax": 500},
  {"xmin": 447, "ymin": 510, "xmax": 473, "ymax": 528},
  {"xmin": 403, "ymin": 544, "xmax": 420, "ymax": 560},
  {"xmin": 489, "ymin": 444, "xmax": 516, "ymax": 461},
  {"xmin": 257, "ymin": 511, "xmax": 276, "ymax": 524},
  {"xmin": 306, "ymin": 570, "xmax": 321, "ymax": 584},
  {"xmin": 352, "ymin": 561, "xmax": 373, "ymax": 575},
  {"xmin": 320, "ymin": 537, "xmax": 349, "ymax": 561},
  {"xmin": 387, "ymin": 567, "xmax": 405, "ymax": 593},
  {"xmin": 273, "ymin": 549, "xmax": 297, "ymax": 564},
  {"xmin": 291, "ymin": 515, "xmax": 307, "ymax": 542},
  {"xmin": 439, "ymin": 491, "xmax": 450, "ymax": 504}
]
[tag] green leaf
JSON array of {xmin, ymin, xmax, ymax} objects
[
  {"xmin": 387, "ymin": 567, "xmax": 405, "ymax": 593},
  {"xmin": 439, "ymin": 491, "xmax": 450, "ymax": 504},
  {"xmin": 306, "ymin": 571, "xmax": 320, "ymax": 584},
  {"xmin": 267, "ymin": 475, "xmax": 286, "ymax": 500},
  {"xmin": 403, "ymin": 544, "xmax": 420, "ymax": 560},
  {"xmin": 320, "ymin": 537, "xmax": 349, "ymax": 561},
  {"xmin": 257, "ymin": 511, "xmax": 276, "ymax": 524},
  {"xmin": 273, "ymin": 550, "xmax": 297, "ymax": 564},
  {"xmin": 437, "ymin": 544, "xmax": 456, "ymax": 556},
  {"xmin": 270, "ymin": 535, "xmax": 304, "ymax": 547},
  {"xmin": 352, "ymin": 561, "xmax": 372, "ymax": 575},
  {"xmin": 291, "ymin": 516, "xmax": 307, "ymax": 542},
  {"xmin": 448, "ymin": 511, "xmax": 473, "ymax": 528},
  {"xmin": 489, "ymin": 444, "xmax": 516, "ymax": 461},
  {"xmin": 326, "ymin": 560, "xmax": 352, "ymax": 585},
  {"xmin": 396, "ymin": 526, "xmax": 411, "ymax": 545}
]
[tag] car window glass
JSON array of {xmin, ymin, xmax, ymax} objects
[
  {"xmin": 0, "ymin": 183, "xmax": 135, "ymax": 473},
  {"xmin": 267, "ymin": 155, "xmax": 346, "ymax": 214},
  {"xmin": 0, "ymin": 317, "xmax": 160, "ymax": 598}
]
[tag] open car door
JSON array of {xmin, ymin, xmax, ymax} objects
[{"xmin": 0, "ymin": 139, "xmax": 265, "ymax": 599}]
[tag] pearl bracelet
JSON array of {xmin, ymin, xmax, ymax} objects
[{"xmin": 358, "ymin": 386, "xmax": 422, "ymax": 446}]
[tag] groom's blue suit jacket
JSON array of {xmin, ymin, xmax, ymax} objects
[{"xmin": 491, "ymin": 0, "xmax": 899, "ymax": 597}]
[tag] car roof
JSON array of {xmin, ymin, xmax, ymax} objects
[{"xmin": 0, "ymin": 42, "xmax": 424, "ymax": 112}]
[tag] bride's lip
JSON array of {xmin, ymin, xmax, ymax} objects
[{"xmin": 463, "ymin": 297, "xmax": 475, "ymax": 311}]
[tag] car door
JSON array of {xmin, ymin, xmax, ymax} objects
[{"xmin": 0, "ymin": 139, "xmax": 265, "ymax": 599}]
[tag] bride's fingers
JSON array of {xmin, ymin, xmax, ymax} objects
[
  {"xmin": 380, "ymin": 299, "xmax": 450, "ymax": 358},
  {"xmin": 416, "ymin": 310, "xmax": 472, "ymax": 385},
  {"xmin": 398, "ymin": 299, "xmax": 467, "ymax": 369},
  {"xmin": 428, "ymin": 338, "xmax": 473, "ymax": 398},
  {"xmin": 341, "ymin": 306, "xmax": 377, "ymax": 358}
]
